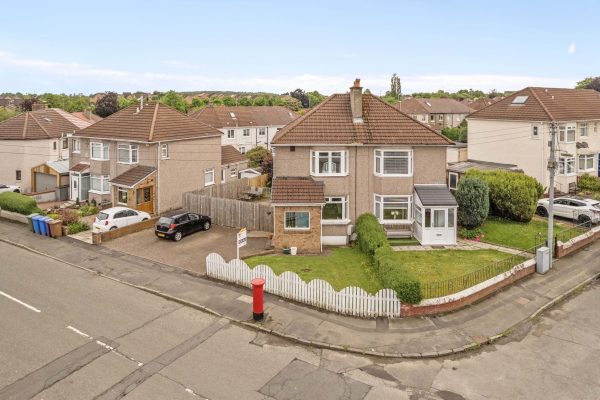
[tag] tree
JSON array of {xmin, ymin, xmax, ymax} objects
[
  {"xmin": 238, "ymin": 96, "xmax": 252, "ymax": 106},
  {"xmin": 260, "ymin": 153, "xmax": 273, "ymax": 187},
  {"xmin": 576, "ymin": 76, "xmax": 600, "ymax": 92},
  {"xmin": 576, "ymin": 77, "xmax": 593, "ymax": 89},
  {"xmin": 278, "ymin": 95, "xmax": 302, "ymax": 111},
  {"xmin": 191, "ymin": 98, "xmax": 208, "ymax": 108},
  {"xmin": 160, "ymin": 90, "xmax": 188, "ymax": 113},
  {"xmin": 389, "ymin": 73, "xmax": 402, "ymax": 99},
  {"xmin": 223, "ymin": 96, "xmax": 237, "ymax": 106},
  {"xmin": 253, "ymin": 95, "xmax": 266, "ymax": 106},
  {"xmin": 289, "ymin": 89, "xmax": 309, "ymax": 108},
  {"xmin": 306, "ymin": 90, "xmax": 325, "ymax": 107},
  {"xmin": 245, "ymin": 146, "xmax": 270, "ymax": 168},
  {"xmin": 95, "ymin": 92, "xmax": 119, "ymax": 117},
  {"xmin": 20, "ymin": 97, "xmax": 37, "ymax": 111},
  {"xmin": 0, "ymin": 107, "xmax": 20, "ymax": 122},
  {"xmin": 442, "ymin": 120, "xmax": 468, "ymax": 143},
  {"xmin": 455, "ymin": 177, "xmax": 490, "ymax": 228},
  {"xmin": 118, "ymin": 95, "xmax": 137, "ymax": 109},
  {"xmin": 210, "ymin": 97, "xmax": 223, "ymax": 106}
]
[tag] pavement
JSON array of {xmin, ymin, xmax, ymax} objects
[{"xmin": 0, "ymin": 219, "xmax": 599, "ymax": 358}]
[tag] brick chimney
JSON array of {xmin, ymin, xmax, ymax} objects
[
  {"xmin": 349, "ymin": 78, "xmax": 363, "ymax": 123},
  {"xmin": 32, "ymin": 102, "xmax": 48, "ymax": 111}
]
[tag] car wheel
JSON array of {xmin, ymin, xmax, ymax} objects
[
  {"xmin": 173, "ymin": 231, "xmax": 183, "ymax": 241},
  {"xmin": 142, "ymin": 218, "xmax": 148, "ymax": 221},
  {"xmin": 203, "ymin": 221, "xmax": 211, "ymax": 231},
  {"xmin": 109, "ymin": 226, "xmax": 117, "ymax": 231},
  {"xmin": 13, "ymin": 189, "xmax": 20, "ymax": 193},
  {"xmin": 577, "ymin": 215, "xmax": 592, "ymax": 227},
  {"xmin": 536, "ymin": 206, "xmax": 548, "ymax": 217}
]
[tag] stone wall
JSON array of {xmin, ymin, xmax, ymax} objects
[{"xmin": 272, "ymin": 205, "xmax": 321, "ymax": 253}]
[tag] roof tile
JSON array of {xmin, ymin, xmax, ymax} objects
[{"xmin": 271, "ymin": 177, "xmax": 324, "ymax": 204}]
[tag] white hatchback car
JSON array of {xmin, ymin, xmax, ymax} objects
[
  {"xmin": 93, "ymin": 207, "xmax": 151, "ymax": 232},
  {"xmin": 537, "ymin": 196, "xmax": 600, "ymax": 225},
  {"xmin": 0, "ymin": 184, "xmax": 20, "ymax": 193}
]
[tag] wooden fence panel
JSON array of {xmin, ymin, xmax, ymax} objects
[{"xmin": 206, "ymin": 253, "xmax": 402, "ymax": 318}]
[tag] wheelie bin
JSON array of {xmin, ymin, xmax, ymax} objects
[
  {"xmin": 32, "ymin": 215, "xmax": 42, "ymax": 234},
  {"xmin": 41, "ymin": 217, "xmax": 53, "ymax": 236},
  {"xmin": 48, "ymin": 219, "xmax": 63, "ymax": 238},
  {"xmin": 27, "ymin": 213, "xmax": 39, "ymax": 232}
]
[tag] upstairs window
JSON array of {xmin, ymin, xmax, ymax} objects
[
  {"xmin": 310, "ymin": 151, "xmax": 348, "ymax": 176},
  {"xmin": 72, "ymin": 138, "xmax": 81, "ymax": 153},
  {"xmin": 532, "ymin": 125, "xmax": 539, "ymax": 138},
  {"xmin": 259, "ymin": 128, "xmax": 266, "ymax": 136},
  {"xmin": 227, "ymin": 129, "xmax": 235, "ymax": 139},
  {"xmin": 204, "ymin": 168, "xmax": 215, "ymax": 186},
  {"xmin": 161, "ymin": 143, "xmax": 169, "ymax": 159},
  {"xmin": 91, "ymin": 142, "xmax": 109, "ymax": 160},
  {"xmin": 559, "ymin": 125, "xmax": 576, "ymax": 142},
  {"xmin": 117, "ymin": 143, "xmax": 139, "ymax": 164},
  {"xmin": 375, "ymin": 150, "xmax": 413, "ymax": 176},
  {"xmin": 62, "ymin": 137, "xmax": 68, "ymax": 149},
  {"xmin": 580, "ymin": 123, "xmax": 588, "ymax": 137},
  {"xmin": 243, "ymin": 129, "xmax": 250, "ymax": 137}
]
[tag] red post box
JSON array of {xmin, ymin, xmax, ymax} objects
[{"xmin": 251, "ymin": 278, "xmax": 265, "ymax": 321}]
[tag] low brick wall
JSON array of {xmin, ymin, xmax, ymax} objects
[
  {"xmin": 556, "ymin": 226, "xmax": 600, "ymax": 259},
  {"xmin": 0, "ymin": 209, "xmax": 29, "ymax": 224},
  {"xmin": 401, "ymin": 259, "xmax": 536, "ymax": 317},
  {"xmin": 92, "ymin": 217, "xmax": 159, "ymax": 244}
]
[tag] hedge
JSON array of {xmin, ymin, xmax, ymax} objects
[
  {"xmin": 465, "ymin": 169, "xmax": 543, "ymax": 222},
  {"xmin": 0, "ymin": 192, "xmax": 42, "ymax": 215},
  {"xmin": 355, "ymin": 213, "xmax": 422, "ymax": 303},
  {"xmin": 578, "ymin": 174, "xmax": 600, "ymax": 192},
  {"xmin": 455, "ymin": 177, "xmax": 489, "ymax": 228}
]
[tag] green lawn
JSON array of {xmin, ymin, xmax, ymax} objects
[
  {"xmin": 479, "ymin": 217, "xmax": 576, "ymax": 251},
  {"xmin": 244, "ymin": 247, "xmax": 519, "ymax": 296}
]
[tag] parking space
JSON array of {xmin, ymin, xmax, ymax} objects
[{"xmin": 103, "ymin": 225, "xmax": 271, "ymax": 274}]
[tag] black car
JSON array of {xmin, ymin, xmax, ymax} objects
[{"xmin": 155, "ymin": 212, "xmax": 211, "ymax": 241}]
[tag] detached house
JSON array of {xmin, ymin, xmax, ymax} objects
[
  {"xmin": 396, "ymin": 98, "xmax": 473, "ymax": 130},
  {"xmin": 467, "ymin": 87, "xmax": 600, "ymax": 192},
  {"xmin": 270, "ymin": 79, "xmax": 456, "ymax": 253},
  {"xmin": 69, "ymin": 102, "xmax": 223, "ymax": 214},
  {"xmin": 190, "ymin": 106, "xmax": 298, "ymax": 153}
]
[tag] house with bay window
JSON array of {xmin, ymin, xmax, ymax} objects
[
  {"xmin": 467, "ymin": 87, "xmax": 600, "ymax": 193},
  {"xmin": 69, "ymin": 102, "xmax": 223, "ymax": 214},
  {"xmin": 270, "ymin": 79, "xmax": 456, "ymax": 253}
]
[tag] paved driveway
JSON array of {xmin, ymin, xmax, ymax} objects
[{"xmin": 103, "ymin": 225, "xmax": 270, "ymax": 274}]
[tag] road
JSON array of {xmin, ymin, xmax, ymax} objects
[{"xmin": 0, "ymin": 241, "xmax": 599, "ymax": 400}]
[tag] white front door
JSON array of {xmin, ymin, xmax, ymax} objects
[{"xmin": 70, "ymin": 173, "xmax": 79, "ymax": 201}]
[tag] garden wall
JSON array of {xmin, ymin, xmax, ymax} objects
[
  {"xmin": 0, "ymin": 209, "xmax": 28, "ymax": 224},
  {"xmin": 92, "ymin": 217, "xmax": 159, "ymax": 244},
  {"xmin": 555, "ymin": 225, "xmax": 600, "ymax": 259}
]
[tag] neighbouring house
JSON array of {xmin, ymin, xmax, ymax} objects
[
  {"xmin": 0, "ymin": 106, "xmax": 91, "ymax": 193},
  {"xmin": 270, "ymin": 79, "xmax": 457, "ymax": 253},
  {"xmin": 220, "ymin": 145, "xmax": 248, "ymax": 183},
  {"xmin": 69, "ymin": 102, "xmax": 223, "ymax": 214},
  {"xmin": 446, "ymin": 142, "xmax": 468, "ymax": 164},
  {"xmin": 463, "ymin": 97, "xmax": 498, "ymax": 111},
  {"xmin": 71, "ymin": 110, "xmax": 103, "ymax": 125},
  {"xmin": 447, "ymin": 159, "xmax": 520, "ymax": 191},
  {"xmin": 396, "ymin": 98, "xmax": 474, "ymax": 130},
  {"xmin": 190, "ymin": 106, "xmax": 299, "ymax": 153},
  {"xmin": 467, "ymin": 87, "xmax": 600, "ymax": 193}
]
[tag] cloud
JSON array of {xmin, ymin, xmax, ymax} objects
[
  {"xmin": 568, "ymin": 43, "xmax": 576, "ymax": 54},
  {"xmin": 0, "ymin": 51, "xmax": 578, "ymax": 94}
]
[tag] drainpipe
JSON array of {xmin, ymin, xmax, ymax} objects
[{"xmin": 157, "ymin": 142, "xmax": 161, "ymax": 215}]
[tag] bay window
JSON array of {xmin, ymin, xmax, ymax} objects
[
  {"xmin": 322, "ymin": 197, "xmax": 348, "ymax": 223},
  {"xmin": 559, "ymin": 157, "xmax": 575, "ymax": 175},
  {"xmin": 375, "ymin": 150, "xmax": 412, "ymax": 176},
  {"xmin": 284, "ymin": 211, "xmax": 310, "ymax": 229},
  {"xmin": 374, "ymin": 195, "xmax": 411, "ymax": 222},
  {"xmin": 91, "ymin": 142, "xmax": 109, "ymax": 160},
  {"xmin": 578, "ymin": 154, "xmax": 594, "ymax": 171},
  {"xmin": 117, "ymin": 143, "xmax": 139, "ymax": 164},
  {"xmin": 310, "ymin": 151, "xmax": 347, "ymax": 176},
  {"xmin": 90, "ymin": 175, "xmax": 110, "ymax": 193}
]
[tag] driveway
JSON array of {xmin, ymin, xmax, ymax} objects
[{"xmin": 103, "ymin": 225, "xmax": 271, "ymax": 274}]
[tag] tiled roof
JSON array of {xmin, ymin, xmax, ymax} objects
[
  {"xmin": 70, "ymin": 162, "xmax": 90, "ymax": 172},
  {"xmin": 397, "ymin": 98, "xmax": 474, "ymax": 115},
  {"xmin": 447, "ymin": 159, "xmax": 520, "ymax": 174},
  {"xmin": 76, "ymin": 103, "xmax": 221, "ymax": 142},
  {"xmin": 190, "ymin": 106, "xmax": 298, "ymax": 128},
  {"xmin": 271, "ymin": 177, "xmax": 325, "ymax": 204},
  {"xmin": 466, "ymin": 98, "xmax": 498, "ymax": 111},
  {"xmin": 221, "ymin": 145, "xmax": 247, "ymax": 165},
  {"xmin": 414, "ymin": 185, "xmax": 457, "ymax": 207},
  {"xmin": 0, "ymin": 108, "xmax": 92, "ymax": 140},
  {"xmin": 468, "ymin": 87, "xmax": 600, "ymax": 121},
  {"xmin": 71, "ymin": 111, "xmax": 103, "ymax": 124},
  {"xmin": 109, "ymin": 165, "xmax": 156, "ymax": 188},
  {"xmin": 271, "ymin": 94, "xmax": 452, "ymax": 146}
]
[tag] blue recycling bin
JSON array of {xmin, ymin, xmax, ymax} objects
[
  {"xmin": 32, "ymin": 215, "xmax": 42, "ymax": 235},
  {"xmin": 38, "ymin": 216, "xmax": 47, "ymax": 236},
  {"xmin": 41, "ymin": 217, "xmax": 52, "ymax": 236}
]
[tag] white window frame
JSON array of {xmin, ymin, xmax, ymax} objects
[
  {"xmin": 258, "ymin": 128, "xmax": 266, "ymax": 136},
  {"xmin": 374, "ymin": 149, "xmax": 413, "ymax": 177},
  {"xmin": 284, "ymin": 211, "xmax": 311, "ymax": 230},
  {"xmin": 117, "ymin": 143, "xmax": 139, "ymax": 164},
  {"xmin": 310, "ymin": 150, "xmax": 348, "ymax": 176},
  {"xmin": 161, "ymin": 143, "xmax": 169, "ymax": 159},
  {"xmin": 117, "ymin": 188, "xmax": 128, "ymax": 205},
  {"xmin": 227, "ymin": 129, "xmax": 235, "ymax": 139},
  {"xmin": 89, "ymin": 175, "xmax": 110, "ymax": 194},
  {"xmin": 230, "ymin": 167, "xmax": 237, "ymax": 178},
  {"xmin": 531, "ymin": 125, "xmax": 540, "ymax": 139},
  {"xmin": 72, "ymin": 138, "xmax": 81, "ymax": 153},
  {"xmin": 322, "ymin": 196, "xmax": 349, "ymax": 225},
  {"xmin": 558, "ymin": 157, "xmax": 576, "ymax": 176},
  {"xmin": 204, "ymin": 168, "xmax": 215, "ymax": 186},
  {"xmin": 559, "ymin": 124, "xmax": 576, "ymax": 143},
  {"xmin": 239, "ymin": 146, "xmax": 246, "ymax": 154},
  {"xmin": 220, "ymin": 169, "xmax": 225, "ymax": 182},
  {"xmin": 448, "ymin": 172, "xmax": 459, "ymax": 190},
  {"xmin": 374, "ymin": 194, "xmax": 412, "ymax": 223},
  {"xmin": 243, "ymin": 129, "xmax": 250, "ymax": 137},
  {"xmin": 580, "ymin": 123, "xmax": 588, "ymax": 138},
  {"xmin": 578, "ymin": 154, "xmax": 595, "ymax": 171},
  {"xmin": 90, "ymin": 142, "xmax": 109, "ymax": 161}
]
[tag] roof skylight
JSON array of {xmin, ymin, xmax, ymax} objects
[
  {"xmin": 229, "ymin": 112, "xmax": 236, "ymax": 118},
  {"xmin": 512, "ymin": 96, "xmax": 529, "ymax": 104}
]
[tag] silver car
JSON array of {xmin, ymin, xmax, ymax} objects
[{"xmin": 537, "ymin": 196, "xmax": 600, "ymax": 225}]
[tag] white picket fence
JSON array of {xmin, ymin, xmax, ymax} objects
[{"xmin": 206, "ymin": 253, "xmax": 402, "ymax": 318}]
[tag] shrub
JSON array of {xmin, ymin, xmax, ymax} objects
[
  {"xmin": 47, "ymin": 213, "xmax": 61, "ymax": 220},
  {"xmin": 455, "ymin": 177, "xmax": 489, "ymax": 228},
  {"xmin": 245, "ymin": 146, "xmax": 270, "ymax": 168},
  {"xmin": 578, "ymin": 174, "xmax": 600, "ymax": 192},
  {"xmin": 78, "ymin": 204, "xmax": 99, "ymax": 217},
  {"xmin": 465, "ymin": 169, "xmax": 543, "ymax": 222},
  {"xmin": 355, "ymin": 213, "xmax": 388, "ymax": 256},
  {"xmin": 458, "ymin": 227, "xmax": 484, "ymax": 241},
  {"xmin": 58, "ymin": 209, "xmax": 80, "ymax": 225},
  {"xmin": 67, "ymin": 221, "xmax": 89, "ymax": 234},
  {"xmin": 374, "ymin": 246, "xmax": 422, "ymax": 304},
  {"xmin": 0, "ymin": 192, "xmax": 41, "ymax": 215}
]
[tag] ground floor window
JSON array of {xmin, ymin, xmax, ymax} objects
[
  {"xmin": 374, "ymin": 195, "xmax": 411, "ymax": 222},
  {"xmin": 323, "ymin": 196, "xmax": 347, "ymax": 221},
  {"xmin": 421, "ymin": 208, "xmax": 455, "ymax": 228},
  {"xmin": 15, "ymin": 170, "xmax": 21, "ymax": 181},
  {"xmin": 90, "ymin": 175, "xmax": 110, "ymax": 193},
  {"xmin": 136, "ymin": 187, "xmax": 151, "ymax": 204},
  {"xmin": 117, "ymin": 188, "xmax": 128, "ymax": 205},
  {"xmin": 559, "ymin": 157, "xmax": 575, "ymax": 175},
  {"xmin": 578, "ymin": 154, "xmax": 594, "ymax": 171},
  {"xmin": 284, "ymin": 211, "xmax": 310, "ymax": 229}
]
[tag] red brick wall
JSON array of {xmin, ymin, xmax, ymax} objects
[
  {"xmin": 556, "ymin": 230, "xmax": 600, "ymax": 259},
  {"xmin": 401, "ymin": 264, "xmax": 535, "ymax": 317}
]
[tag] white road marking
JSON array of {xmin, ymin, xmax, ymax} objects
[
  {"xmin": 67, "ymin": 325, "xmax": 91, "ymax": 339},
  {"xmin": 0, "ymin": 290, "xmax": 41, "ymax": 313},
  {"xmin": 65, "ymin": 326, "xmax": 144, "ymax": 367}
]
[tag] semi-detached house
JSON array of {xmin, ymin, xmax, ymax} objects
[
  {"xmin": 270, "ymin": 79, "xmax": 457, "ymax": 253},
  {"xmin": 467, "ymin": 87, "xmax": 600, "ymax": 193},
  {"xmin": 69, "ymin": 102, "xmax": 223, "ymax": 214}
]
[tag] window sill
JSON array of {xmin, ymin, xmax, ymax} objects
[
  {"xmin": 322, "ymin": 219, "xmax": 351, "ymax": 225},
  {"xmin": 374, "ymin": 173, "xmax": 413, "ymax": 178},
  {"xmin": 72, "ymin": 151, "xmax": 81, "ymax": 154},
  {"xmin": 284, "ymin": 228, "xmax": 311, "ymax": 232},
  {"xmin": 90, "ymin": 158, "xmax": 109, "ymax": 161},
  {"xmin": 89, "ymin": 190, "xmax": 110, "ymax": 195},
  {"xmin": 310, "ymin": 173, "xmax": 348, "ymax": 177},
  {"xmin": 205, "ymin": 183, "xmax": 215, "ymax": 187},
  {"xmin": 117, "ymin": 161, "xmax": 138, "ymax": 165},
  {"xmin": 379, "ymin": 219, "xmax": 413, "ymax": 225}
]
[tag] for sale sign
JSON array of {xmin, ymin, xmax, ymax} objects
[{"xmin": 237, "ymin": 228, "xmax": 247, "ymax": 248}]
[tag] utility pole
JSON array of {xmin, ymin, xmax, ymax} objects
[{"xmin": 547, "ymin": 121, "xmax": 558, "ymax": 269}]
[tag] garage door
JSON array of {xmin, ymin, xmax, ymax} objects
[{"xmin": 35, "ymin": 172, "xmax": 56, "ymax": 192}]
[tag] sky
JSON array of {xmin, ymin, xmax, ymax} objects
[{"xmin": 0, "ymin": 0, "xmax": 598, "ymax": 95}]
